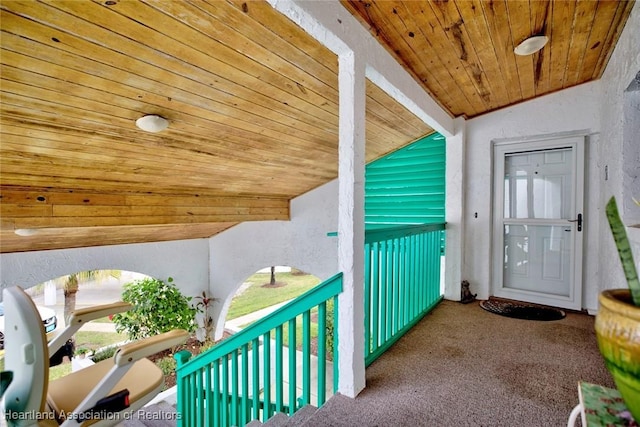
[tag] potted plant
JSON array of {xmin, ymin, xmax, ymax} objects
[
  {"xmin": 595, "ymin": 196, "xmax": 640, "ymax": 421},
  {"xmin": 75, "ymin": 347, "xmax": 90, "ymax": 359}
]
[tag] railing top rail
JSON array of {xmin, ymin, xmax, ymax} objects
[
  {"xmin": 364, "ymin": 223, "xmax": 445, "ymax": 243},
  {"xmin": 176, "ymin": 272, "xmax": 343, "ymax": 376}
]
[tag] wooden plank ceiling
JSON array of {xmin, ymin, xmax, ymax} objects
[
  {"xmin": 0, "ymin": 0, "xmax": 634, "ymax": 253},
  {"xmin": 342, "ymin": 0, "xmax": 634, "ymax": 118}
]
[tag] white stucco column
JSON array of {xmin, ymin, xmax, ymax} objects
[
  {"xmin": 337, "ymin": 49, "xmax": 366, "ymax": 397},
  {"xmin": 444, "ymin": 117, "xmax": 466, "ymax": 301}
]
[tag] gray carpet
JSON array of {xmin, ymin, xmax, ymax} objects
[
  {"xmin": 307, "ymin": 300, "xmax": 613, "ymax": 427},
  {"xmin": 127, "ymin": 300, "xmax": 613, "ymax": 426}
]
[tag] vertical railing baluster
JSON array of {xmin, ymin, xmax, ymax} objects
[
  {"xmin": 317, "ymin": 301, "xmax": 327, "ymax": 406},
  {"xmin": 195, "ymin": 367, "xmax": 203, "ymax": 427},
  {"xmin": 212, "ymin": 359, "xmax": 220, "ymax": 427},
  {"xmin": 402, "ymin": 236, "xmax": 410, "ymax": 328},
  {"xmin": 380, "ymin": 240, "xmax": 387, "ymax": 343},
  {"xmin": 205, "ymin": 364, "xmax": 213, "ymax": 427},
  {"xmin": 230, "ymin": 350, "xmax": 238, "ymax": 426},
  {"xmin": 393, "ymin": 236, "xmax": 400, "ymax": 336},
  {"xmin": 288, "ymin": 317, "xmax": 297, "ymax": 415},
  {"xmin": 364, "ymin": 242, "xmax": 371, "ymax": 362},
  {"xmin": 302, "ymin": 310, "xmax": 311, "ymax": 406},
  {"xmin": 252, "ymin": 337, "xmax": 260, "ymax": 420},
  {"xmin": 371, "ymin": 241, "xmax": 379, "ymax": 355},
  {"xmin": 241, "ymin": 343, "xmax": 249, "ymax": 425},
  {"xmin": 221, "ymin": 354, "xmax": 229, "ymax": 427},
  {"xmin": 262, "ymin": 331, "xmax": 271, "ymax": 422},
  {"xmin": 383, "ymin": 240, "xmax": 393, "ymax": 342},
  {"xmin": 418, "ymin": 233, "xmax": 425, "ymax": 312},
  {"xmin": 275, "ymin": 325, "xmax": 284, "ymax": 413}
]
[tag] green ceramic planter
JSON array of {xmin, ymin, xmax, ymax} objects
[{"xmin": 595, "ymin": 289, "xmax": 640, "ymax": 422}]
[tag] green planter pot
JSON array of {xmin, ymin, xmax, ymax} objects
[{"xmin": 595, "ymin": 289, "xmax": 640, "ymax": 422}]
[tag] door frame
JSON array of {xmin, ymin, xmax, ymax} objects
[{"xmin": 491, "ymin": 132, "xmax": 586, "ymax": 310}]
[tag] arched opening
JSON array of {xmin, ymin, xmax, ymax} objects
[
  {"xmin": 0, "ymin": 270, "xmax": 151, "ymax": 381},
  {"xmin": 224, "ymin": 266, "xmax": 321, "ymax": 335}
]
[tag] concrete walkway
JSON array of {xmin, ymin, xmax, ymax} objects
[{"xmin": 225, "ymin": 299, "xmax": 292, "ymax": 332}]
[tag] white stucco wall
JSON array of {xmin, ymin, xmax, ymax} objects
[
  {"xmin": 596, "ymin": 1, "xmax": 640, "ymax": 301},
  {"xmin": 464, "ymin": 82, "xmax": 601, "ymax": 309},
  {"xmin": 463, "ymin": 1, "xmax": 640, "ymax": 312},
  {"xmin": 0, "ymin": 239, "xmax": 209, "ymax": 300},
  {"xmin": 209, "ymin": 179, "xmax": 339, "ymax": 339}
]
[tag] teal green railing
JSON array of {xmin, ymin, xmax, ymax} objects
[
  {"xmin": 364, "ymin": 223, "xmax": 445, "ymax": 366},
  {"xmin": 174, "ymin": 273, "xmax": 342, "ymax": 427}
]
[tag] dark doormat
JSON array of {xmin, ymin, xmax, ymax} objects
[{"xmin": 480, "ymin": 298, "xmax": 566, "ymax": 321}]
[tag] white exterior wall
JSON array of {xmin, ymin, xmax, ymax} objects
[
  {"xmin": 209, "ymin": 180, "xmax": 339, "ymax": 339},
  {"xmin": 597, "ymin": 2, "xmax": 640, "ymax": 301},
  {"xmin": 463, "ymin": 1, "xmax": 640, "ymax": 312},
  {"xmin": 0, "ymin": 239, "xmax": 209, "ymax": 300}
]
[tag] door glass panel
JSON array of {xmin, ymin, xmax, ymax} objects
[
  {"xmin": 504, "ymin": 149, "xmax": 572, "ymax": 219},
  {"xmin": 502, "ymin": 147, "xmax": 573, "ymax": 297},
  {"xmin": 503, "ymin": 224, "xmax": 571, "ymax": 296}
]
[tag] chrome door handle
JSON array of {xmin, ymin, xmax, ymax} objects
[{"xmin": 568, "ymin": 213, "xmax": 582, "ymax": 232}]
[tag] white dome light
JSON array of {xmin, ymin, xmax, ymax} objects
[
  {"xmin": 14, "ymin": 228, "xmax": 39, "ymax": 237},
  {"xmin": 136, "ymin": 115, "xmax": 169, "ymax": 133},
  {"xmin": 514, "ymin": 36, "xmax": 549, "ymax": 56}
]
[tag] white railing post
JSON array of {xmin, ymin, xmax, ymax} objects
[
  {"xmin": 444, "ymin": 117, "xmax": 467, "ymax": 301},
  {"xmin": 337, "ymin": 49, "xmax": 366, "ymax": 398}
]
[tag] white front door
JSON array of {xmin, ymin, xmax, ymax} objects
[{"xmin": 492, "ymin": 135, "xmax": 585, "ymax": 310}]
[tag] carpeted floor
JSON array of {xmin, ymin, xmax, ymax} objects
[{"xmin": 309, "ymin": 299, "xmax": 613, "ymax": 427}]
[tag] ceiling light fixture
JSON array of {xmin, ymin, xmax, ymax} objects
[
  {"xmin": 14, "ymin": 228, "xmax": 39, "ymax": 237},
  {"xmin": 514, "ymin": 35, "xmax": 549, "ymax": 56},
  {"xmin": 135, "ymin": 114, "xmax": 169, "ymax": 133}
]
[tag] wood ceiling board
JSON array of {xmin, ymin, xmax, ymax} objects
[
  {"xmin": 4, "ymin": 0, "xmax": 632, "ymax": 253},
  {"xmin": 0, "ymin": 223, "xmax": 236, "ymax": 254},
  {"xmin": 341, "ymin": 0, "xmax": 635, "ymax": 118}
]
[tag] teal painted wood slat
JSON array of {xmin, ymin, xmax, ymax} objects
[
  {"xmin": 287, "ymin": 318, "xmax": 296, "ymax": 415},
  {"xmin": 222, "ymin": 355, "xmax": 230, "ymax": 427},
  {"xmin": 241, "ymin": 344, "xmax": 249, "ymax": 425},
  {"xmin": 302, "ymin": 310, "xmax": 311, "ymax": 406},
  {"xmin": 231, "ymin": 350, "xmax": 239, "ymax": 427},
  {"xmin": 251, "ymin": 338, "xmax": 260, "ymax": 420},
  {"xmin": 275, "ymin": 326, "xmax": 284, "ymax": 413},
  {"xmin": 213, "ymin": 359, "xmax": 220, "ymax": 427},
  {"xmin": 317, "ymin": 302, "xmax": 327, "ymax": 405},
  {"xmin": 262, "ymin": 332, "xmax": 271, "ymax": 422}
]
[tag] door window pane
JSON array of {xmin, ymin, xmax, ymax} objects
[{"xmin": 504, "ymin": 149, "xmax": 572, "ymax": 219}]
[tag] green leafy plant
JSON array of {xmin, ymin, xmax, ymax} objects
[
  {"xmin": 325, "ymin": 299, "xmax": 335, "ymax": 360},
  {"xmin": 75, "ymin": 347, "xmax": 90, "ymax": 357},
  {"xmin": 112, "ymin": 277, "xmax": 196, "ymax": 340},
  {"xmin": 606, "ymin": 196, "xmax": 640, "ymax": 306},
  {"xmin": 90, "ymin": 345, "xmax": 118, "ymax": 363},
  {"xmin": 193, "ymin": 291, "xmax": 218, "ymax": 345}
]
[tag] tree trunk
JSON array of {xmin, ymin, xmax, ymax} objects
[
  {"xmin": 270, "ymin": 266, "xmax": 276, "ymax": 286},
  {"xmin": 63, "ymin": 274, "xmax": 79, "ymax": 325}
]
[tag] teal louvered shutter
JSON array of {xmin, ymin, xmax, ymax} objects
[{"xmin": 365, "ymin": 133, "xmax": 446, "ymax": 229}]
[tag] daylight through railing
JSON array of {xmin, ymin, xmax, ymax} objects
[
  {"xmin": 364, "ymin": 223, "xmax": 445, "ymax": 366},
  {"xmin": 175, "ymin": 273, "xmax": 342, "ymax": 427}
]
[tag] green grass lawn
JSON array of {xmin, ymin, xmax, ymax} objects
[
  {"xmin": 0, "ymin": 328, "xmax": 128, "ymax": 382},
  {"xmin": 226, "ymin": 272, "xmax": 320, "ymax": 320}
]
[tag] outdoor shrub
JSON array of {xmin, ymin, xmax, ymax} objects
[
  {"xmin": 325, "ymin": 298, "xmax": 335, "ymax": 360},
  {"xmin": 112, "ymin": 277, "xmax": 196, "ymax": 340},
  {"xmin": 157, "ymin": 356, "xmax": 176, "ymax": 377},
  {"xmin": 91, "ymin": 345, "xmax": 118, "ymax": 363}
]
